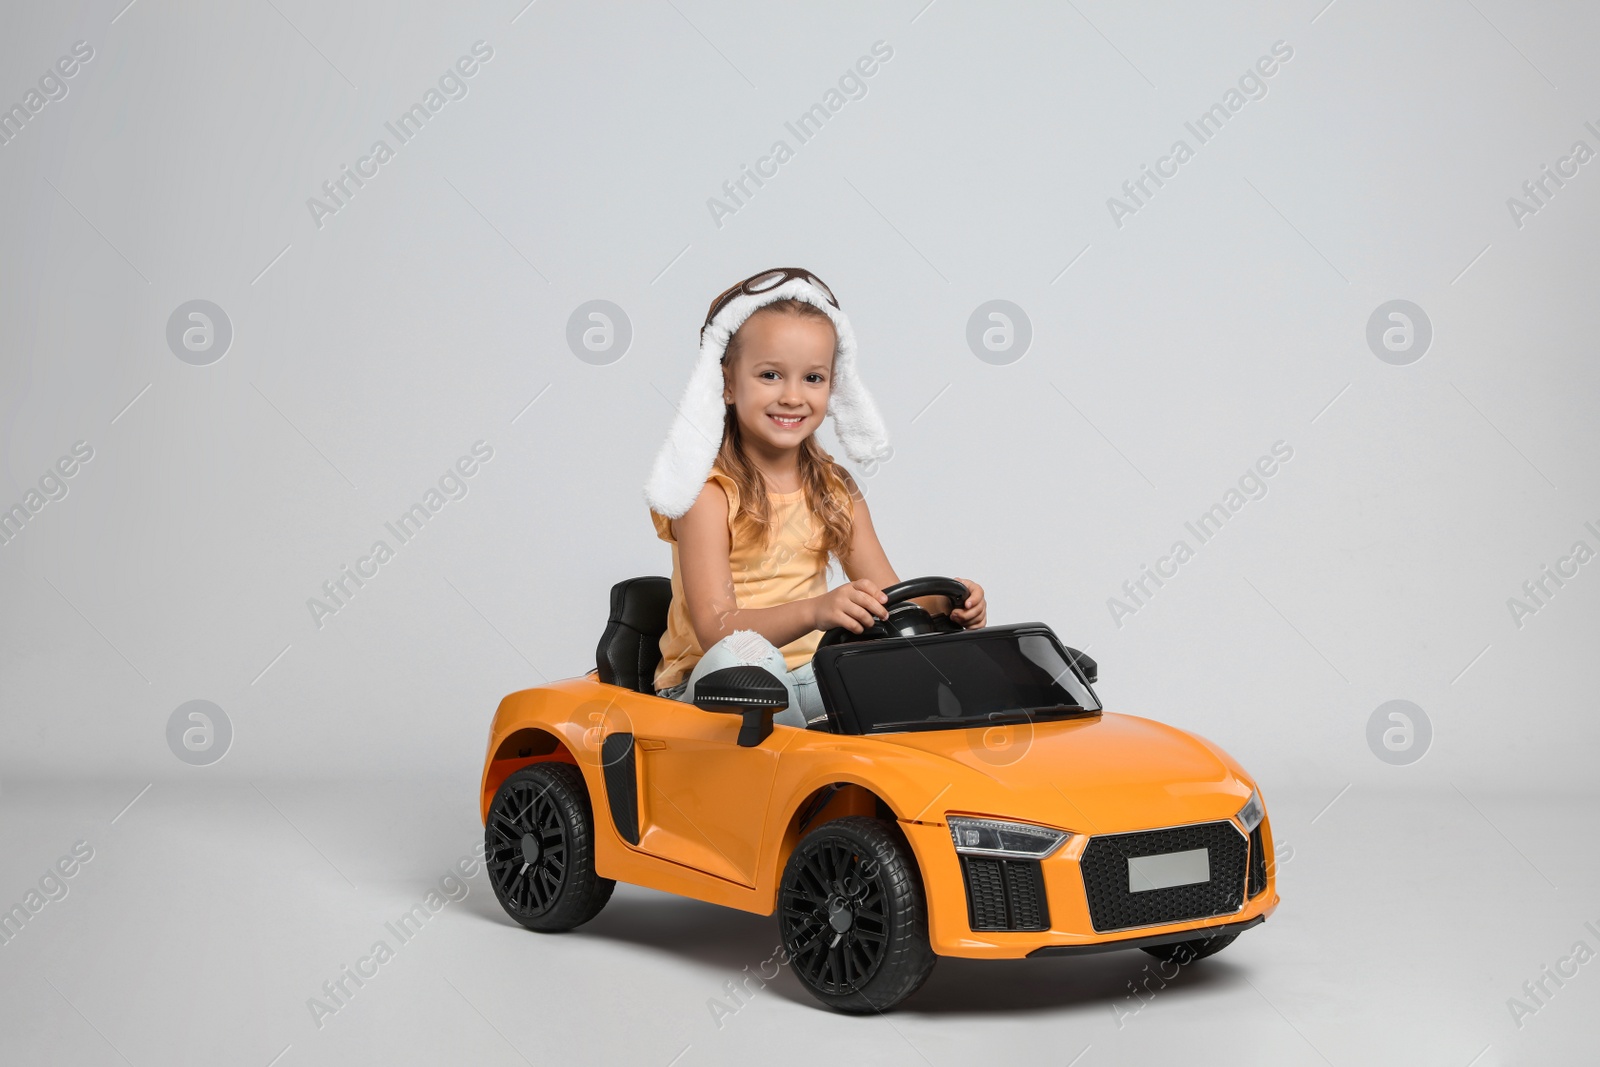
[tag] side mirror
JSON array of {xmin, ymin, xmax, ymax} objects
[
  {"xmin": 693, "ymin": 665, "xmax": 789, "ymax": 747},
  {"xmin": 1065, "ymin": 647, "xmax": 1098, "ymax": 685}
]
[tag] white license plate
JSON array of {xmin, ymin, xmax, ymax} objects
[{"xmin": 1128, "ymin": 848, "xmax": 1210, "ymax": 893}]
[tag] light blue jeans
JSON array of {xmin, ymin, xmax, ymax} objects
[{"xmin": 656, "ymin": 629, "xmax": 825, "ymax": 729}]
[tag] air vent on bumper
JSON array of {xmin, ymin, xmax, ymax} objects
[
  {"xmin": 961, "ymin": 856, "xmax": 1050, "ymax": 931},
  {"xmin": 1248, "ymin": 823, "xmax": 1268, "ymax": 898}
]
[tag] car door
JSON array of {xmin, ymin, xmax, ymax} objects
[{"xmin": 619, "ymin": 695, "xmax": 793, "ymax": 887}]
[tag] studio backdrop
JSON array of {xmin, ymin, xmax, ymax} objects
[{"xmin": 2, "ymin": 0, "xmax": 1596, "ymax": 801}]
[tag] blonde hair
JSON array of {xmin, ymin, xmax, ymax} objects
[{"xmin": 717, "ymin": 300, "xmax": 856, "ymax": 562}]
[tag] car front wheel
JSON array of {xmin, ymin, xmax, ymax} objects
[
  {"xmin": 778, "ymin": 816, "xmax": 936, "ymax": 1013},
  {"xmin": 485, "ymin": 763, "xmax": 614, "ymax": 932}
]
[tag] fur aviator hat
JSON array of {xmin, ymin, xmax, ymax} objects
[{"xmin": 643, "ymin": 273, "xmax": 892, "ymax": 519}]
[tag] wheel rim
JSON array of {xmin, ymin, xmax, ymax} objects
[
  {"xmin": 780, "ymin": 838, "xmax": 890, "ymax": 995},
  {"xmin": 487, "ymin": 776, "xmax": 569, "ymax": 916}
]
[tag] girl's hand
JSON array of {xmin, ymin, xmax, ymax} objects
[
  {"xmin": 811, "ymin": 579, "xmax": 890, "ymax": 634},
  {"xmin": 950, "ymin": 578, "xmax": 986, "ymax": 629}
]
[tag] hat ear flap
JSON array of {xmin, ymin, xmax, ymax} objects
[
  {"xmin": 820, "ymin": 306, "xmax": 891, "ymax": 466},
  {"xmin": 644, "ymin": 331, "xmax": 734, "ymax": 519}
]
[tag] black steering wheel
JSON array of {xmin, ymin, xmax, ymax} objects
[{"xmin": 816, "ymin": 575, "xmax": 970, "ymax": 649}]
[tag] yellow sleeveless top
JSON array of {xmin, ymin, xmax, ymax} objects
[{"xmin": 650, "ymin": 469, "xmax": 830, "ymax": 691}]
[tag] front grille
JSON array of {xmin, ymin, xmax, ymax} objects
[
  {"xmin": 1248, "ymin": 824, "xmax": 1268, "ymax": 898},
  {"xmin": 961, "ymin": 856, "xmax": 1049, "ymax": 931},
  {"xmin": 1080, "ymin": 821, "xmax": 1247, "ymax": 932}
]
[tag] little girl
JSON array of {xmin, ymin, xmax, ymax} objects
[{"xmin": 644, "ymin": 267, "xmax": 986, "ymax": 729}]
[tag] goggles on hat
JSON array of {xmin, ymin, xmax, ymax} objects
[{"xmin": 701, "ymin": 267, "xmax": 840, "ymax": 340}]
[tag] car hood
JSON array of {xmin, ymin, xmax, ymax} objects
[{"xmin": 869, "ymin": 711, "xmax": 1253, "ymax": 835}]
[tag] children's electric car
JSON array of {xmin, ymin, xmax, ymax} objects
[{"xmin": 480, "ymin": 576, "xmax": 1278, "ymax": 1012}]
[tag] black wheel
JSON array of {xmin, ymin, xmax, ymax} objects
[
  {"xmin": 485, "ymin": 763, "xmax": 614, "ymax": 932},
  {"xmin": 1140, "ymin": 930, "xmax": 1239, "ymax": 965},
  {"xmin": 778, "ymin": 816, "xmax": 936, "ymax": 1013}
]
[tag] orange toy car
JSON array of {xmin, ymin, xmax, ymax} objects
[{"xmin": 480, "ymin": 576, "xmax": 1279, "ymax": 1012}]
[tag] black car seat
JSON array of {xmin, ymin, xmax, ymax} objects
[{"xmin": 595, "ymin": 576, "xmax": 673, "ymax": 694}]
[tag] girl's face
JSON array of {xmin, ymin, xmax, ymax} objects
[{"xmin": 722, "ymin": 309, "xmax": 836, "ymax": 454}]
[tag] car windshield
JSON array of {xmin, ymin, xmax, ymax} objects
[{"xmin": 831, "ymin": 630, "xmax": 1101, "ymax": 734}]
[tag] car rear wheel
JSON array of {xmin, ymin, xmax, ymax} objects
[
  {"xmin": 778, "ymin": 816, "xmax": 936, "ymax": 1013},
  {"xmin": 486, "ymin": 763, "xmax": 615, "ymax": 932},
  {"xmin": 1140, "ymin": 930, "xmax": 1239, "ymax": 965}
]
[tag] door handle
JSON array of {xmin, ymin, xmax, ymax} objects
[{"xmin": 636, "ymin": 739, "xmax": 667, "ymax": 751}]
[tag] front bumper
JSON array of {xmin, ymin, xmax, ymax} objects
[
  {"xmin": 900, "ymin": 815, "xmax": 1280, "ymax": 959},
  {"xmin": 1026, "ymin": 914, "xmax": 1265, "ymax": 957}
]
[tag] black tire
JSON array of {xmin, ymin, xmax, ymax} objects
[
  {"xmin": 778, "ymin": 816, "xmax": 936, "ymax": 1013},
  {"xmin": 1140, "ymin": 930, "xmax": 1239, "ymax": 965},
  {"xmin": 485, "ymin": 763, "xmax": 615, "ymax": 932}
]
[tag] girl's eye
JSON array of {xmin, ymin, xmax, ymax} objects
[{"xmin": 806, "ymin": 374, "xmax": 825, "ymax": 384}]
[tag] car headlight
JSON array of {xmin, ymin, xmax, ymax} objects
[
  {"xmin": 947, "ymin": 816, "xmax": 1069, "ymax": 860},
  {"xmin": 1236, "ymin": 789, "xmax": 1264, "ymax": 832}
]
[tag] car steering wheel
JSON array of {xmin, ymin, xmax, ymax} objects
[{"xmin": 815, "ymin": 575, "xmax": 970, "ymax": 649}]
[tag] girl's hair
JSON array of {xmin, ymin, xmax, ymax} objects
[{"xmin": 716, "ymin": 299, "xmax": 856, "ymax": 562}]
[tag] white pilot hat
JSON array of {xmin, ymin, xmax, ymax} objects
[{"xmin": 644, "ymin": 268, "xmax": 892, "ymax": 519}]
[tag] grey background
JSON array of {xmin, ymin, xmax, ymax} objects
[{"xmin": 2, "ymin": 1, "xmax": 1597, "ymax": 1065}]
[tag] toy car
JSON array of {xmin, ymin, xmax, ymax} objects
[{"xmin": 480, "ymin": 575, "xmax": 1278, "ymax": 1012}]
